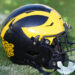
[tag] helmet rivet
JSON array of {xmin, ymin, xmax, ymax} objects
[
  {"xmin": 45, "ymin": 39, "xmax": 50, "ymax": 44},
  {"xmin": 33, "ymin": 42, "xmax": 36, "ymax": 45},
  {"xmin": 53, "ymin": 62, "xmax": 56, "ymax": 66}
]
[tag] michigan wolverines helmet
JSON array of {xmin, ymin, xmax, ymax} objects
[{"xmin": 1, "ymin": 4, "xmax": 75, "ymax": 75}]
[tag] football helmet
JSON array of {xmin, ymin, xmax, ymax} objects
[{"xmin": 1, "ymin": 4, "xmax": 75, "ymax": 75}]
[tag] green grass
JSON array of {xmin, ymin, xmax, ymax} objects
[{"xmin": 0, "ymin": 0, "xmax": 75, "ymax": 75}]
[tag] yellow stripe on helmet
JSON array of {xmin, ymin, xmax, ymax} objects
[
  {"xmin": 0, "ymin": 10, "xmax": 50, "ymax": 39},
  {"xmin": 1, "ymin": 19, "xmax": 14, "ymax": 39},
  {"xmin": 13, "ymin": 11, "xmax": 50, "ymax": 24},
  {"xmin": 22, "ymin": 10, "xmax": 65, "ymax": 45}
]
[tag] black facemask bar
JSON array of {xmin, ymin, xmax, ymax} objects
[{"xmin": 40, "ymin": 23, "xmax": 75, "ymax": 69}]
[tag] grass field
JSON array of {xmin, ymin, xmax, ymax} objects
[{"xmin": 0, "ymin": 0, "xmax": 75, "ymax": 75}]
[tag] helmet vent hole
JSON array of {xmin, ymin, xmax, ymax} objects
[
  {"xmin": 9, "ymin": 19, "xmax": 15, "ymax": 29},
  {"xmin": 9, "ymin": 22, "xmax": 13, "ymax": 29},
  {"xmin": 47, "ymin": 22, "xmax": 54, "ymax": 26},
  {"xmin": 59, "ymin": 17, "xmax": 61, "ymax": 19},
  {"xmin": 50, "ymin": 22, "xmax": 54, "ymax": 26}
]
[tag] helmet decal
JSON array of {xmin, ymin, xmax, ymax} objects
[{"xmin": 2, "ymin": 39, "xmax": 14, "ymax": 57}]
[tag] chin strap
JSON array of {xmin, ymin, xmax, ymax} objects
[{"xmin": 57, "ymin": 61, "xmax": 75, "ymax": 75}]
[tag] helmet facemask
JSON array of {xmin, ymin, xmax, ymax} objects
[{"xmin": 31, "ymin": 23, "xmax": 75, "ymax": 75}]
